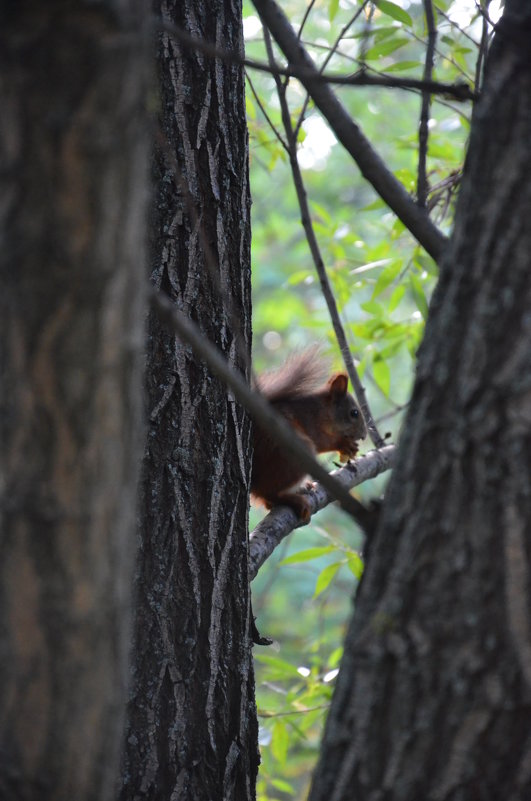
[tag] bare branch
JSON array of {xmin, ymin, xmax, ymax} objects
[
  {"xmin": 417, "ymin": 0, "xmax": 437, "ymax": 207},
  {"xmin": 250, "ymin": 0, "xmax": 449, "ymax": 262},
  {"xmin": 435, "ymin": 3, "xmax": 481, "ymax": 47},
  {"xmin": 297, "ymin": 0, "xmax": 318, "ymax": 42},
  {"xmin": 475, "ymin": 1, "xmax": 492, "ymax": 92},
  {"xmin": 249, "ymin": 445, "xmax": 396, "ymax": 580},
  {"xmin": 246, "ymin": 71, "xmax": 288, "ymax": 151}
]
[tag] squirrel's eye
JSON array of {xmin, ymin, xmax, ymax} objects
[{"xmin": 350, "ymin": 408, "xmax": 359, "ymax": 419}]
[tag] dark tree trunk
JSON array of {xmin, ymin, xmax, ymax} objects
[
  {"xmin": 310, "ymin": 2, "xmax": 531, "ymax": 800},
  {"xmin": 0, "ymin": 3, "xmax": 148, "ymax": 801},
  {"xmin": 119, "ymin": 1, "xmax": 258, "ymax": 799}
]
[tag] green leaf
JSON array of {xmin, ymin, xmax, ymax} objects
[
  {"xmin": 271, "ymin": 778, "xmax": 296, "ymax": 795},
  {"xmin": 364, "ymin": 37, "xmax": 409, "ymax": 60},
  {"xmin": 271, "ymin": 720, "xmax": 289, "ymax": 766},
  {"xmin": 362, "ymin": 197, "xmax": 386, "ymax": 211},
  {"xmin": 361, "ymin": 299, "xmax": 384, "ymax": 316},
  {"xmin": 409, "ymin": 273, "xmax": 429, "ymax": 319},
  {"xmin": 347, "ymin": 552, "xmax": 364, "ymax": 580},
  {"xmin": 287, "ymin": 269, "xmax": 313, "ymax": 286},
  {"xmin": 388, "ymin": 283, "xmax": 405, "ymax": 312},
  {"xmin": 372, "ymin": 260, "xmax": 401, "ymax": 298},
  {"xmin": 280, "ymin": 546, "xmax": 337, "ymax": 565},
  {"xmin": 384, "ymin": 60, "xmax": 422, "ymax": 72},
  {"xmin": 328, "ymin": 646, "xmax": 344, "ymax": 668},
  {"xmin": 374, "ymin": 0, "xmax": 413, "ymax": 26},
  {"xmin": 414, "ymin": 253, "xmax": 438, "ymax": 276},
  {"xmin": 373, "ymin": 357, "xmax": 391, "ymax": 396},
  {"xmin": 254, "ymin": 655, "xmax": 303, "ymax": 679},
  {"xmin": 328, "ymin": 0, "xmax": 339, "ymax": 21},
  {"xmin": 314, "ymin": 562, "xmax": 341, "ymax": 598},
  {"xmin": 246, "ymin": 94, "xmax": 256, "ymax": 120}
]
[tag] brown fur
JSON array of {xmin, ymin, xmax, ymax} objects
[{"xmin": 251, "ymin": 350, "xmax": 366, "ymax": 521}]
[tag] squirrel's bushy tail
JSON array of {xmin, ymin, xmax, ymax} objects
[{"xmin": 255, "ymin": 345, "xmax": 330, "ymax": 401}]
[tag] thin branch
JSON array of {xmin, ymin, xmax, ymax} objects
[
  {"xmin": 150, "ymin": 289, "xmax": 373, "ymax": 525},
  {"xmin": 434, "ymin": 4, "xmax": 481, "ymax": 47},
  {"xmin": 294, "ymin": 0, "xmax": 371, "ymax": 140},
  {"xmin": 407, "ymin": 27, "xmax": 472, "ymax": 85},
  {"xmin": 299, "ymin": 39, "xmax": 476, "ymax": 108},
  {"xmin": 297, "ymin": 0, "xmax": 318, "ymax": 42},
  {"xmin": 417, "ymin": 0, "xmax": 437, "ymax": 207},
  {"xmin": 249, "ymin": 445, "xmax": 396, "ymax": 580},
  {"xmin": 157, "ymin": 19, "xmax": 475, "ymax": 100},
  {"xmin": 250, "ymin": 0, "xmax": 449, "ymax": 263},
  {"xmin": 358, "ymin": 0, "xmax": 375, "ymax": 68},
  {"xmin": 261, "ymin": 24, "xmax": 384, "ymax": 448},
  {"xmin": 246, "ymin": 71, "xmax": 288, "ymax": 151},
  {"xmin": 258, "ymin": 704, "xmax": 330, "ymax": 718},
  {"xmin": 475, "ymin": 1, "xmax": 491, "ymax": 93}
]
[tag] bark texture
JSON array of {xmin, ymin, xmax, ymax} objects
[
  {"xmin": 0, "ymin": 3, "xmax": 148, "ymax": 800},
  {"xmin": 310, "ymin": 3, "xmax": 531, "ymax": 800},
  {"xmin": 120, "ymin": 0, "xmax": 258, "ymax": 799}
]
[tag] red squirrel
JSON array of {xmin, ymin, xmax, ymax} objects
[{"xmin": 251, "ymin": 349, "xmax": 366, "ymax": 521}]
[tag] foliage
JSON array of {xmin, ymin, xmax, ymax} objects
[{"xmin": 246, "ymin": 1, "xmax": 499, "ymax": 797}]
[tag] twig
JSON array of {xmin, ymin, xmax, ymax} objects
[
  {"xmin": 475, "ymin": 1, "xmax": 491, "ymax": 93},
  {"xmin": 434, "ymin": 4, "xmax": 481, "ymax": 47},
  {"xmin": 150, "ymin": 289, "xmax": 373, "ymax": 524},
  {"xmin": 294, "ymin": 1, "xmax": 371, "ymax": 140},
  {"xmin": 297, "ymin": 0, "xmax": 318, "ymax": 42},
  {"xmin": 246, "ymin": 71, "xmax": 288, "ymax": 151},
  {"xmin": 407, "ymin": 26, "xmax": 472, "ymax": 85},
  {"xmin": 249, "ymin": 445, "xmax": 396, "ymax": 580},
  {"xmin": 358, "ymin": 0, "xmax": 374, "ymax": 68},
  {"xmin": 250, "ymin": 0, "xmax": 449, "ymax": 263},
  {"xmin": 258, "ymin": 704, "xmax": 330, "ymax": 718},
  {"xmin": 417, "ymin": 0, "xmax": 437, "ymax": 208}
]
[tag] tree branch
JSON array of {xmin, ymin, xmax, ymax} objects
[
  {"xmin": 417, "ymin": 0, "xmax": 437, "ymax": 207},
  {"xmin": 251, "ymin": 0, "xmax": 450, "ymax": 262},
  {"xmin": 249, "ymin": 445, "xmax": 396, "ymax": 580}
]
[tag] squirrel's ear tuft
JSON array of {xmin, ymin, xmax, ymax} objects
[{"xmin": 328, "ymin": 373, "xmax": 348, "ymax": 396}]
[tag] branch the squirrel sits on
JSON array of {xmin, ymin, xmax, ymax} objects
[{"xmin": 251, "ymin": 348, "xmax": 367, "ymax": 521}]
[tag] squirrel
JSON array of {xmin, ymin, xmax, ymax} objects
[{"xmin": 251, "ymin": 348, "xmax": 366, "ymax": 521}]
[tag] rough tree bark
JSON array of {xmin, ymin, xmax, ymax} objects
[
  {"xmin": 310, "ymin": 2, "xmax": 531, "ymax": 800},
  {"xmin": 119, "ymin": 0, "xmax": 258, "ymax": 799},
  {"xmin": 0, "ymin": 3, "xmax": 148, "ymax": 801}
]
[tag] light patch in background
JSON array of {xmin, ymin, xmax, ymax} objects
[
  {"xmin": 298, "ymin": 116, "xmax": 337, "ymax": 170},
  {"xmin": 243, "ymin": 14, "xmax": 262, "ymax": 39},
  {"xmin": 447, "ymin": 0, "xmax": 503, "ymax": 26},
  {"xmin": 263, "ymin": 330, "xmax": 282, "ymax": 351}
]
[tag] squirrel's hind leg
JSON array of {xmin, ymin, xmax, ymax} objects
[{"xmin": 265, "ymin": 490, "xmax": 312, "ymax": 522}]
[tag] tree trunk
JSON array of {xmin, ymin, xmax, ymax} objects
[
  {"xmin": 310, "ymin": 3, "xmax": 531, "ymax": 800},
  {"xmin": 119, "ymin": 1, "xmax": 258, "ymax": 799},
  {"xmin": 0, "ymin": 3, "xmax": 148, "ymax": 801}
]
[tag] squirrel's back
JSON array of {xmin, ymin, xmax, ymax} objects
[{"xmin": 255, "ymin": 346, "xmax": 329, "ymax": 401}]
